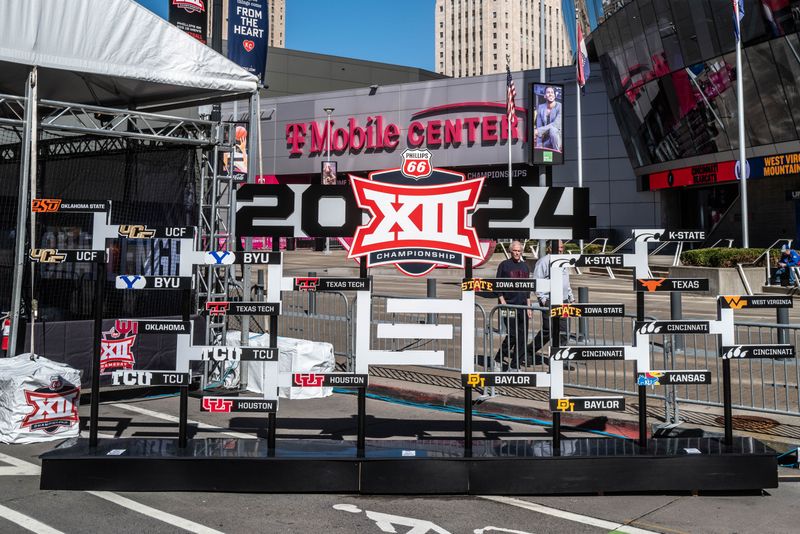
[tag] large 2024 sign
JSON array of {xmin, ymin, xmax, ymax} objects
[{"xmin": 236, "ymin": 164, "xmax": 592, "ymax": 273}]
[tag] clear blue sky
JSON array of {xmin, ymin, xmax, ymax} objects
[{"xmin": 286, "ymin": 0, "xmax": 435, "ymax": 71}]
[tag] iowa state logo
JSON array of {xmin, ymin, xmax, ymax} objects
[
  {"xmin": 347, "ymin": 150, "xmax": 484, "ymax": 276},
  {"xmin": 100, "ymin": 320, "xmax": 138, "ymax": 372}
]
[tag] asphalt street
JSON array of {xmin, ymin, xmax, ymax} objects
[{"xmin": 1, "ymin": 392, "xmax": 798, "ymax": 534}]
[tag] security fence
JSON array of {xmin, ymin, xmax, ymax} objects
[{"xmin": 272, "ymin": 288, "xmax": 800, "ymax": 420}]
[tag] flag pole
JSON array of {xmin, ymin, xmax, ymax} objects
[
  {"xmin": 735, "ymin": 4, "xmax": 749, "ymax": 248},
  {"xmin": 576, "ymin": 9, "xmax": 584, "ymax": 253},
  {"xmin": 507, "ymin": 54, "xmax": 513, "ymax": 188}
]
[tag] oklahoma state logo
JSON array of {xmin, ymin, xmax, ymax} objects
[
  {"xmin": 348, "ymin": 160, "xmax": 484, "ymax": 276},
  {"xmin": 31, "ymin": 198, "xmax": 61, "ymax": 213},
  {"xmin": 722, "ymin": 296, "xmax": 747, "ymax": 309},
  {"xmin": 29, "ymin": 249, "xmax": 67, "ymax": 263},
  {"xmin": 118, "ymin": 225, "xmax": 156, "ymax": 239}
]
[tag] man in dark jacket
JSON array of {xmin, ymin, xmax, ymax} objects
[
  {"xmin": 773, "ymin": 245, "xmax": 800, "ymax": 286},
  {"xmin": 494, "ymin": 241, "xmax": 532, "ymax": 370}
]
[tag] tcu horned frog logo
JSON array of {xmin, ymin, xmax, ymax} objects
[
  {"xmin": 347, "ymin": 149, "xmax": 484, "ymax": 276},
  {"xmin": 100, "ymin": 320, "xmax": 138, "ymax": 372},
  {"xmin": 22, "ymin": 375, "xmax": 80, "ymax": 433}
]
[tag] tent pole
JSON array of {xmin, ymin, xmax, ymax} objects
[{"xmin": 8, "ymin": 67, "xmax": 36, "ymax": 357}]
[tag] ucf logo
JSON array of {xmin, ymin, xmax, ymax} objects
[
  {"xmin": 348, "ymin": 157, "xmax": 484, "ymax": 276},
  {"xmin": 550, "ymin": 305, "xmax": 581, "ymax": 318},
  {"xmin": 31, "ymin": 198, "xmax": 62, "ymax": 213},
  {"xmin": 722, "ymin": 296, "xmax": 747, "ymax": 309},
  {"xmin": 29, "ymin": 249, "xmax": 67, "ymax": 264},
  {"xmin": 118, "ymin": 225, "xmax": 156, "ymax": 239},
  {"xmin": 461, "ymin": 279, "xmax": 493, "ymax": 292}
]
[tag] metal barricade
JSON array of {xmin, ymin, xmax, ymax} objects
[{"xmin": 276, "ymin": 289, "xmax": 352, "ymax": 366}]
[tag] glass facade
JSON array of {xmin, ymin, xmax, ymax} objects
[{"xmin": 591, "ymin": 0, "xmax": 800, "ymax": 169}]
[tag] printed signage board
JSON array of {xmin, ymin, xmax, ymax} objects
[{"xmin": 531, "ymin": 83, "xmax": 565, "ymax": 165}]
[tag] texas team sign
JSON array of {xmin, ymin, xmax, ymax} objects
[{"xmin": 349, "ymin": 151, "xmax": 484, "ymax": 275}]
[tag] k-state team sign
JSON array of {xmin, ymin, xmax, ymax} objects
[{"xmin": 236, "ymin": 150, "xmax": 590, "ymax": 275}]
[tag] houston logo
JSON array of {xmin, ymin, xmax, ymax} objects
[
  {"xmin": 293, "ymin": 374, "xmax": 325, "ymax": 387},
  {"xmin": 202, "ymin": 398, "xmax": 233, "ymax": 412},
  {"xmin": 723, "ymin": 296, "xmax": 747, "ymax": 309},
  {"xmin": 348, "ymin": 153, "xmax": 484, "ymax": 276}
]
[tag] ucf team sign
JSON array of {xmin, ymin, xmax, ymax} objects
[{"xmin": 236, "ymin": 151, "xmax": 591, "ymax": 275}]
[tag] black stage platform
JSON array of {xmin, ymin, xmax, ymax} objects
[{"xmin": 40, "ymin": 436, "xmax": 777, "ymax": 494}]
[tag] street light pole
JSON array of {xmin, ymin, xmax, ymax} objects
[{"xmin": 323, "ymin": 107, "xmax": 334, "ymax": 255}]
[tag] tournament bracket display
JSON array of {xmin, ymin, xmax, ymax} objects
[{"xmin": 39, "ymin": 154, "xmax": 779, "ymax": 495}]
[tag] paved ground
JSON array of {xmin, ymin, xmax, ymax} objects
[{"xmin": 1, "ymin": 392, "xmax": 799, "ymax": 534}]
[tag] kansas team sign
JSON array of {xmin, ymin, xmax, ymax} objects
[{"xmin": 348, "ymin": 150, "xmax": 484, "ymax": 276}]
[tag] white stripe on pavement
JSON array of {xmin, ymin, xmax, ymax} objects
[
  {"xmin": 0, "ymin": 452, "xmax": 40, "ymax": 476},
  {"xmin": 0, "ymin": 503, "xmax": 65, "ymax": 534},
  {"xmin": 478, "ymin": 496, "xmax": 659, "ymax": 534},
  {"xmin": 87, "ymin": 491, "xmax": 225, "ymax": 534},
  {"xmin": 109, "ymin": 402, "xmax": 255, "ymax": 439}
]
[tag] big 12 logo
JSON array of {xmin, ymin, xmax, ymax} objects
[
  {"xmin": 349, "ymin": 149, "xmax": 483, "ymax": 276},
  {"xmin": 22, "ymin": 376, "xmax": 80, "ymax": 433}
]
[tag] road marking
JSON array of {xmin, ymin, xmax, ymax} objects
[
  {"xmin": 0, "ymin": 452, "xmax": 40, "ymax": 476},
  {"xmin": 0, "ymin": 503, "xmax": 65, "ymax": 534},
  {"xmin": 335, "ymin": 504, "xmax": 451, "ymax": 533},
  {"xmin": 110, "ymin": 402, "xmax": 255, "ymax": 439},
  {"xmin": 474, "ymin": 528, "xmax": 533, "ymax": 534},
  {"xmin": 87, "ymin": 491, "xmax": 225, "ymax": 534},
  {"xmin": 478, "ymin": 496, "xmax": 659, "ymax": 534}
]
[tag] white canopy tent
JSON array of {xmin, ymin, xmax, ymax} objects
[
  {"xmin": 2, "ymin": 0, "xmax": 261, "ymax": 355},
  {"xmin": 0, "ymin": 0, "xmax": 259, "ymax": 108}
]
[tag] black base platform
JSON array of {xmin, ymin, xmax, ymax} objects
[{"xmin": 40, "ymin": 437, "xmax": 777, "ymax": 494}]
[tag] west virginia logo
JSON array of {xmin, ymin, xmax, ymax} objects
[{"xmin": 722, "ymin": 296, "xmax": 747, "ymax": 309}]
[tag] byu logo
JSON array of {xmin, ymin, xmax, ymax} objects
[
  {"xmin": 205, "ymin": 251, "xmax": 235, "ymax": 265},
  {"xmin": 116, "ymin": 275, "xmax": 146, "ymax": 289}
]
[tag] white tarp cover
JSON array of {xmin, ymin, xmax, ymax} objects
[
  {"xmin": 0, "ymin": 354, "xmax": 82, "ymax": 444},
  {"xmin": 0, "ymin": 0, "xmax": 258, "ymax": 107}
]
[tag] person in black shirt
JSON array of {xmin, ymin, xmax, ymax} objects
[{"xmin": 494, "ymin": 241, "xmax": 532, "ymax": 370}]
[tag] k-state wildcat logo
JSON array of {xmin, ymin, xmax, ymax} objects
[{"xmin": 347, "ymin": 150, "xmax": 484, "ymax": 276}]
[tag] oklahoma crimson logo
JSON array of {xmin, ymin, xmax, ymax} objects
[{"xmin": 348, "ymin": 153, "xmax": 484, "ymax": 276}]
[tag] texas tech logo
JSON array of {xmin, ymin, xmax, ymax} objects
[
  {"xmin": 172, "ymin": 0, "xmax": 205, "ymax": 13},
  {"xmin": 22, "ymin": 377, "xmax": 79, "ymax": 433},
  {"xmin": 401, "ymin": 149, "xmax": 433, "ymax": 179},
  {"xmin": 100, "ymin": 320, "xmax": 138, "ymax": 372},
  {"xmin": 348, "ymin": 155, "xmax": 484, "ymax": 276},
  {"xmin": 295, "ymin": 277, "xmax": 320, "ymax": 291}
]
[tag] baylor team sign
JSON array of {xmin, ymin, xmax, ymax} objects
[{"xmin": 348, "ymin": 150, "xmax": 484, "ymax": 276}]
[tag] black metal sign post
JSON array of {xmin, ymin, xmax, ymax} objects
[
  {"xmin": 463, "ymin": 258, "xmax": 473, "ymax": 458},
  {"xmin": 179, "ymin": 287, "xmax": 191, "ymax": 448},
  {"xmin": 268, "ymin": 237, "xmax": 279, "ymax": 455},
  {"xmin": 636, "ymin": 290, "xmax": 646, "ymax": 448},
  {"xmin": 357, "ymin": 260, "xmax": 368, "ymax": 457}
]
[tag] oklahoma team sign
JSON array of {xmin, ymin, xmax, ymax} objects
[{"xmin": 348, "ymin": 151, "xmax": 484, "ymax": 275}]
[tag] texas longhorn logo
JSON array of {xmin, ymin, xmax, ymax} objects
[
  {"xmin": 100, "ymin": 320, "xmax": 138, "ymax": 372},
  {"xmin": 639, "ymin": 279, "xmax": 665, "ymax": 292},
  {"xmin": 348, "ymin": 150, "xmax": 484, "ymax": 276}
]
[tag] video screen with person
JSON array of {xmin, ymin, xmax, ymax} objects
[
  {"xmin": 531, "ymin": 83, "xmax": 564, "ymax": 165},
  {"xmin": 321, "ymin": 160, "xmax": 338, "ymax": 185}
]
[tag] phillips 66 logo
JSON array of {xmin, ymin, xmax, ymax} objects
[{"xmin": 347, "ymin": 149, "xmax": 484, "ymax": 276}]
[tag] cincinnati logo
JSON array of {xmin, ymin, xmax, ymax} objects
[
  {"xmin": 347, "ymin": 157, "xmax": 484, "ymax": 277},
  {"xmin": 295, "ymin": 277, "xmax": 320, "ymax": 291},
  {"xmin": 31, "ymin": 198, "xmax": 61, "ymax": 213},
  {"xmin": 636, "ymin": 322, "xmax": 662, "ymax": 334},
  {"xmin": 722, "ymin": 346, "xmax": 748, "ymax": 359},
  {"xmin": 550, "ymin": 305, "xmax": 581, "ymax": 318},
  {"xmin": 100, "ymin": 320, "xmax": 138, "ymax": 372},
  {"xmin": 639, "ymin": 279, "xmax": 665, "ymax": 292},
  {"xmin": 206, "ymin": 301, "xmax": 230, "ymax": 316},
  {"xmin": 172, "ymin": 0, "xmax": 205, "ymax": 13},
  {"xmin": 461, "ymin": 279, "xmax": 493, "ymax": 291},
  {"xmin": 551, "ymin": 349, "xmax": 575, "ymax": 361},
  {"xmin": 554, "ymin": 398, "xmax": 575, "ymax": 412},
  {"xmin": 723, "ymin": 296, "xmax": 747, "ymax": 309},
  {"xmin": 293, "ymin": 373, "xmax": 325, "ymax": 387},
  {"xmin": 29, "ymin": 249, "xmax": 67, "ymax": 264},
  {"xmin": 118, "ymin": 225, "xmax": 156, "ymax": 239},
  {"xmin": 465, "ymin": 374, "xmax": 486, "ymax": 388},
  {"xmin": 22, "ymin": 388, "xmax": 80, "ymax": 433},
  {"xmin": 202, "ymin": 398, "xmax": 233, "ymax": 412}
]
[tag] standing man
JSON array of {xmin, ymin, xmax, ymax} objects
[
  {"xmin": 531, "ymin": 241, "xmax": 573, "ymax": 361},
  {"xmin": 494, "ymin": 241, "xmax": 532, "ymax": 370}
]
